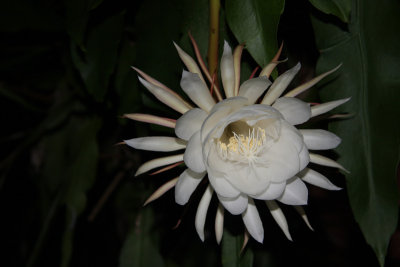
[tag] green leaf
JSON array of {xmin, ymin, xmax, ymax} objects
[
  {"xmin": 309, "ymin": 0, "xmax": 351, "ymax": 23},
  {"xmin": 72, "ymin": 12, "xmax": 125, "ymax": 102},
  {"xmin": 119, "ymin": 208, "xmax": 165, "ymax": 267},
  {"xmin": 311, "ymin": 0, "xmax": 400, "ymax": 265},
  {"xmin": 225, "ymin": 0, "xmax": 285, "ymax": 67},
  {"xmin": 56, "ymin": 117, "xmax": 101, "ymax": 267},
  {"xmin": 222, "ymin": 229, "xmax": 253, "ymax": 267}
]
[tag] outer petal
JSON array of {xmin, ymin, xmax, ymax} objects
[
  {"xmin": 180, "ymin": 71, "xmax": 216, "ymax": 112},
  {"xmin": 298, "ymin": 168, "xmax": 341, "ymax": 190},
  {"xmin": 184, "ymin": 131, "xmax": 206, "ymax": 172},
  {"xmin": 125, "ymin": 137, "xmax": 186, "ymax": 152},
  {"xmin": 300, "ymin": 129, "xmax": 341, "ymax": 150},
  {"xmin": 215, "ymin": 204, "xmax": 224, "ymax": 244},
  {"xmin": 195, "ymin": 185, "xmax": 214, "ymax": 241},
  {"xmin": 221, "ymin": 41, "xmax": 235, "ymax": 98},
  {"xmin": 175, "ymin": 169, "xmax": 206, "ymax": 205},
  {"xmin": 277, "ymin": 177, "xmax": 308, "ymax": 205},
  {"xmin": 309, "ymin": 153, "xmax": 349, "ymax": 172},
  {"xmin": 173, "ymin": 42, "xmax": 205, "ymax": 83},
  {"xmin": 242, "ymin": 198, "xmax": 264, "ymax": 243},
  {"xmin": 265, "ymin": 200, "xmax": 292, "ymax": 240},
  {"xmin": 238, "ymin": 76, "xmax": 271, "ymax": 104},
  {"xmin": 218, "ymin": 194, "xmax": 248, "ymax": 215},
  {"xmin": 311, "ymin": 98, "xmax": 351, "ymax": 117},
  {"xmin": 175, "ymin": 108, "xmax": 207, "ymax": 140},
  {"xmin": 135, "ymin": 154, "xmax": 184, "ymax": 176},
  {"xmin": 261, "ymin": 63, "xmax": 301, "ymax": 105},
  {"xmin": 251, "ymin": 182, "xmax": 286, "ymax": 200},
  {"xmin": 272, "ymin": 97, "xmax": 311, "ymax": 125},
  {"xmin": 138, "ymin": 76, "xmax": 190, "ymax": 114}
]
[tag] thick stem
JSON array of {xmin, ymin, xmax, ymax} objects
[{"xmin": 208, "ymin": 0, "xmax": 220, "ymax": 76}]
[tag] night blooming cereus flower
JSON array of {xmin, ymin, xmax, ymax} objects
[{"xmin": 123, "ymin": 37, "xmax": 349, "ymax": 244}]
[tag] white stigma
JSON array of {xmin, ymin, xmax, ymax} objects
[{"xmin": 218, "ymin": 127, "xmax": 266, "ymax": 162}]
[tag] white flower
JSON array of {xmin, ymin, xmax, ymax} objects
[{"xmin": 124, "ymin": 39, "xmax": 349, "ymax": 244}]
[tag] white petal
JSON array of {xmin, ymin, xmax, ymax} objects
[
  {"xmin": 175, "ymin": 169, "xmax": 206, "ymax": 205},
  {"xmin": 294, "ymin": 206, "xmax": 314, "ymax": 231},
  {"xmin": 259, "ymin": 122, "xmax": 303, "ymax": 184},
  {"xmin": 261, "ymin": 63, "xmax": 301, "ymax": 105},
  {"xmin": 181, "ymin": 71, "xmax": 216, "ymax": 112},
  {"xmin": 300, "ymin": 129, "xmax": 341, "ymax": 150},
  {"xmin": 238, "ymin": 76, "xmax": 271, "ymax": 104},
  {"xmin": 184, "ymin": 131, "xmax": 206, "ymax": 173},
  {"xmin": 298, "ymin": 168, "xmax": 341, "ymax": 190},
  {"xmin": 309, "ymin": 153, "xmax": 349, "ymax": 172},
  {"xmin": 201, "ymin": 97, "xmax": 248, "ymax": 142},
  {"xmin": 138, "ymin": 76, "xmax": 190, "ymax": 114},
  {"xmin": 173, "ymin": 42, "xmax": 205, "ymax": 83},
  {"xmin": 125, "ymin": 137, "xmax": 186, "ymax": 152},
  {"xmin": 272, "ymin": 97, "xmax": 311, "ymax": 125},
  {"xmin": 175, "ymin": 108, "xmax": 207, "ymax": 140},
  {"xmin": 298, "ymin": 142, "xmax": 310, "ymax": 170},
  {"xmin": 242, "ymin": 198, "xmax": 264, "ymax": 243},
  {"xmin": 195, "ymin": 185, "xmax": 214, "ymax": 241},
  {"xmin": 218, "ymin": 194, "xmax": 248, "ymax": 215},
  {"xmin": 277, "ymin": 177, "xmax": 308, "ymax": 205},
  {"xmin": 135, "ymin": 154, "xmax": 183, "ymax": 176},
  {"xmin": 207, "ymin": 168, "xmax": 241, "ymax": 198},
  {"xmin": 221, "ymin": 41, "xmax": 235, "ymax": 98},
  {"xmin": 265, "ymin": 200, "xmax": 292, "ymax": 240},
  {"xmin": 215, "ymin": 204, "xmax": 224, "ymax": 244},
  {"xmin": 251, "ymin": 182, "xmax": 286, "ymax": 200},
  {"xmin": 311, "ymin": 98, "xmax": 350, "ymax": 117}
]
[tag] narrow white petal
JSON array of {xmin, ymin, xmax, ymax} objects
[
  {"xmin": 125, "ymin": 137, "xmax": 186, "ymax": 152},
  {"xmin": 221, "ymin": 41, "xmax": 235, "ymax": 98},
  {"xmin": 135, "ymin": 154, "xmax": 184, "ymax": 176},
  {"xmin": 272, "ymin": 97, "xmax": 311, "ymax": 125},
  {"xmin": 242, "ymin": 198, "xmax": 264, "ymax": 243},
  {"xmin": 261, "ymin": 63, "xmax": 301, "ymax": 105},
  {"xmin": 311, "ymin": 98, "xmax": 351, "ymax": 117},
  {"xmin": 238, "ymin": 76, "xmax": 272, "ymax": 104},
  {"xmin": 218, "ymin": 194, "xmax": 248, "ymax": 215},
  {"xmin": 124, "ymin": 113, "xmax": 176, "ymax": 128},
  {"xmin": 233, "ymin": 44, "xmax": 244, "ymax": 96},
  {"xmin": 298, "ymin": 168, "xmax": 341, "ymax": 191},
  {"xmin": 175, "ymin": 108, "xmax": 207, "ymax": 140},
  {"xmin": 277, "ymin": 177, "xmax": 308, "ymax": 205},
  {"xmin": 184, "ymin": 131, "xmax": 206, "ymax": 173},
  {"xmin": 294, "ymin": 206, "xmax": 314, "ymax": 231},
  {"xmin": 265, "ymin": 200, "xmax": 292, "ymax": 241},
  {"xmin": 175, "ymin": 169, "xmax": 206, "ymax": 205},
  {"xmin": 138, "ymin": 76, "xmax": 190, "ymax": 114},
  {"xmin": 309, "ymin": 153, "xmax": 349, "ymax": 172},
  {"xmin": 143, "ymin": 177, "xmax": 178, "ymax": 206},
  {"xmin": 181, "ymin": 71, "xmax": 216, "ymax": 112},
  {"xmin": 251, "ymin": 182, "xmax": 286, "ymax": 200},
  {"xmin": 285, "ymin": 64, "xmax": 342, "ymax": 97},
  {"xmin": 300, "ymin": 129, "xmax": 341, "ymax": 150},
  {"xmin": 173, "ymin": 42, "xmax": 205, "ymax": 83},
  {"xmin": 195, "ymin": 185, "xmax": 214, "ymax": 241},
  {"xmin": 215, "ymin": 204, "xmax": 224, "ymax": 244}
]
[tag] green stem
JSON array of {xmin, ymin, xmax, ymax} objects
[{"xmin": 208, "ymin": 0, "xmax": 220, "ymax": 75}]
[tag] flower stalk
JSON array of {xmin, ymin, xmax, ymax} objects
[{"xmin": 208, "ymin": 0, "xmax": 220, "ymax": 76}]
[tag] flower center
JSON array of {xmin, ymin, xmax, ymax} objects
[{"xmin": 218, "ymin": 127, "xmax": 266, "ymax": 162}]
